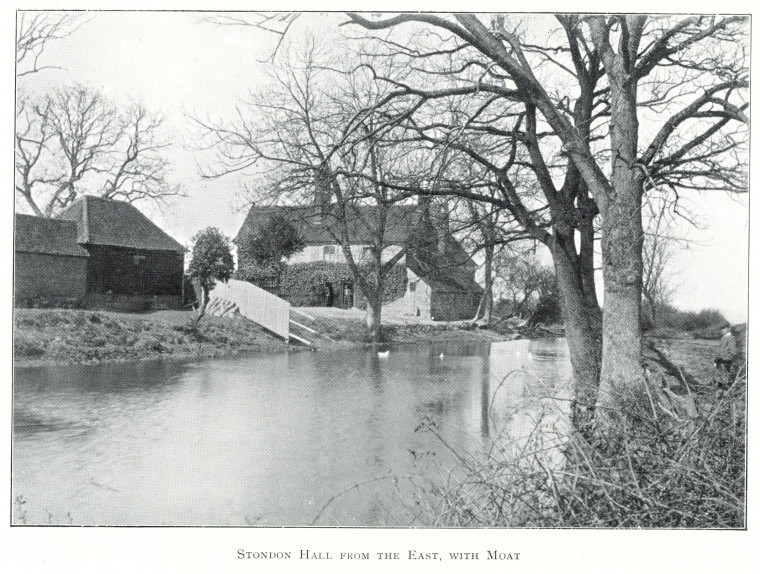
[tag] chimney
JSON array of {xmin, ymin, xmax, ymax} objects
[
  {"xmin": 314, "ymin": 165, "xmax": 332, "ymax": 215},
  {"xmin": 436, "ymin": 198, "xmax": 450, "ymax": 255}
]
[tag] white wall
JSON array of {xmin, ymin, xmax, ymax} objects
[
  {"xmin": 288, "ymin": 244, "xmax": 404, "ymax": 265},
  {"xmin": 384, "ymin": 268, "xmax": 432, "ymax": 319}
]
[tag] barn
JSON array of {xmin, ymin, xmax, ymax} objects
[
  {"xmin": 14, "ymin": 214, "xmax": 90, "ymax": 306},
  {"xmin": 55, "ymin": 196, "xmax": 186, "ymax": 311}
]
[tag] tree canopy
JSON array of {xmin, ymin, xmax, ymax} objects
[
  {"xmin": 237, "ymin": 214, "xmax": 306, "ymax": 268},
  {"xmin": 200, "ymin": 12, "xmax": 748, "ymax": 429},
  {"xmin": 188, "ymin": 227, "xmax": 235, "ymax": 295}
]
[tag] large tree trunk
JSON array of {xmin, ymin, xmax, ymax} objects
[
  {"xmin": 365, "ymin": 291, "xmax": 382, "ymax": 342},
  {"xmin": 595, "ymin": 73, "xmax": 647, "ymax": 418},
  {"xmin": 364, "ymin": 255, "xmax": 384, "ymax": 343},
  {"xmin": 479, "ymin": 242, "xmax": 494, "ymax": 325},
  {"xmin": 550, "ymin": 233, "xmax": 602, "ymax": 433},
  {"xmin": 193, "ymin": 285, "xmax": 209, "ymax": 328},
  {"xmin": 597, "ymin": 185, "xmax": 645, "ymax": 413}
]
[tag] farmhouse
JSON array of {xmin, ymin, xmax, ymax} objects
[
  {"xmin": 14, "ymin": 196, "xmax": 185, "ymax": 311},
  {"xmin": 235, "ymin": 203, "xmax": 483, "ymax": 321}
]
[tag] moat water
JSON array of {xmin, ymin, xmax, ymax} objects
[{"xmin": 12, "ymin": 338, "xmax": 571, "ymax": 526}]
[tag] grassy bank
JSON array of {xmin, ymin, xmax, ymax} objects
[
  {"xmin": 304, "ymin": 313, "xmax": 509, "ymax": 347},
  {"xmin": 14, "ymin": 307, "xmax": 511, "ymax": 365},
  {"xmin": 14, "ymin": 309, "xmax": 289, "ymax": 366}
]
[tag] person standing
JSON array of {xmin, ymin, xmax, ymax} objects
[
  {"xmin": 343, "ymin": 283, "xmax": 353, "ymax": 309},
  {"xmin": 714, "ymin": 324, "xmax": 738, "ymax": 386}
]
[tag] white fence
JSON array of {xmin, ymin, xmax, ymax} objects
[{"xmin": 210, "ymin": 279, "xmax": 290, "ymax": 340}]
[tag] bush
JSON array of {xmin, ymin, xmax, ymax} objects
[
  {"xmin": 234, "ymin": 262, "xmax": 282, "ymax": 293},
  {"xmin": 278, "ymin": 262, "xmax": 356, "ymax": 306},
  {"xmin": 15, "ymin": 296, "xmax": 83, "ymax": 309},
  {"xmin": 240, "ymin": 261, "xmax": 407, "ymax": 308},
  {"xmin": 529, "ymin": 291, "xmax": 563, "ymax": 326},
  {"xmin": 412, "ymin": 373, "xmax": 745, "ymax": 528},
  {"xmin": 655, "ymin": 305, "xmax": 728, "ymax": 333},
  {"xmin": 14, "ymin": 335, "xmax": 46, "ymax": 357},
  {"xmin": 188, "ymin": 227, "xmax": 235, "ymax": 295},
  {"xmin": 236, "ymin": 213, "xmax": 305, "ymax": 267}
]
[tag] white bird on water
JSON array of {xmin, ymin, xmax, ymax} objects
[{"xmin": 439, "ymin": 352, "xmax": 445, "ymax": 359}]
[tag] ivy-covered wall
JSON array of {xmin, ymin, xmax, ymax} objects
[
  {"xmin": 280, "ymin": 262, "xmax": 356, "ymax": 307},
  {"xmin": 236, "ymin": 261, "xmax": 407, "ymax": 308}
]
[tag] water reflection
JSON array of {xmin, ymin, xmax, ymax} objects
[{"xmin": 13, "ymin": 339, "xmax": 571, "ymax": 526}]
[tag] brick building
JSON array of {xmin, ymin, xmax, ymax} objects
[
  {"xmin": 14, "ymin": 214, "xmax": 89, "ymax": 305},
  {"xmin": 15, "ymin": 196, "xmax": 186, "ymax": 311}
]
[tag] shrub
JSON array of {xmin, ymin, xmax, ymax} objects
[
  {"xmin": 236, "ymin": 213, "xmax": 305, "ymax": 267},
  {"xmin": 14, "ymin": 296, "xmax": 83, "ymax": 309},
  {"xmin": 655, "ymin": 305, "xmax": 728, "ymax": 333},
  {"xmin": 14, "ymin": 335, "xmax": 46, "ymax": 357},
  {"xmin": 277, "ymin": 262, "xmax": 355, "ymax": 306},
  {"xmin": 188, "ymin": 227, "xmax": 235, "ymax": 295},
  {"xmin": 412, "ymin": 373, "xmax": 745, "ymax": 528},
  {"xmin": 529, "ymin": 291, "xmax": 563, "ymax": 326},
  {"xmin": 235, "ymin": 262, "xmax": 282, "ymax": 293},
  {"xmin": 243, "ymin": 261, "xmax": 408, "ymax": 308}
]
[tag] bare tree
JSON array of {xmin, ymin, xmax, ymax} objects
[
  {"xmin": 200, "ymin": 13, "xmax": 748, "ymax": 429},
  {"xmin": 338, "ymin": 13, "xmax": 748, "ymax": 426},
  {"xmin": 15, "ymin": 95, "xmax": 55, "ymax": 217},
  {"xmin": 15, "ymin": 85, "xmax": 181, "ymax": 217},
  {"xmin": 494, "ymin": 249, "xmax": 559, "ymax": 324},
  {"xmin": 192, "ymin": 41, "xmax": 424, "ymax": 341},
  {"xmin": 101, "ymin": 104, "xmax": 181, "ymax": 204},
  {"xmin": 451, "ymin": 192, "xmax": 531, "ymax": 326},
  {"xmin": 16, "ymin": 12, "xmax": 87, "ymax": 77},
  {"xmin": 641, "ymin": 195, "xmax": 681, "ymax": 327}
]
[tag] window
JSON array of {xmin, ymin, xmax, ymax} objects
[
  {"xmin": 409, "ymin": 281, "xmax": 417, "ymax": 293},
  {"xmin": 323, "ymin": 245, "xmax": 336, "ymax": 261}
]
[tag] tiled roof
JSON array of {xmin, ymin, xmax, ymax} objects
[
  {"xmin": 15, "ymin": 214, "xmax": 89, "ymax": 257},
  {"xmin": 237, "ymin": 203, "xmax": 482, "ymax": 294},
  {"xmin": 235, "ymin": 204, "xmax": 419, "ymax": 246},
  {"xmin": 409, "ymin": 251, "xmax": 484, "ymax": 294},
  {"xmin": 56, "ymin": 196, "xmax": 185, "ymax": 253}
]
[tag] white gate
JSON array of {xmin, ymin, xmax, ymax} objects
[{"xmin": 210, "ymin": 279, "xmax": 290, "ymax": 340}]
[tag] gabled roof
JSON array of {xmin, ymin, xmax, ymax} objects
[
  {"xmin": 408, "ymin": 251, "xmax": 484, "ymax": 294},
  {"xmin": 235, "ymin": 204, "xmax": 419, "ymax": 246},
  {"xmin": 15, "ymin": 214, "xmax": 89, "ymax": 258},
  {"xmin": 237, "ymin": 202, "xmax": 483, "ymax": 294},
  {"xmin": 56, "ymin": 195, "xmax": 185, "ymax": 253}
]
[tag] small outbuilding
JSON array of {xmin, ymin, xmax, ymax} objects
[{"xmin": 14, "ymin": 214, "xmax": 90, "ymax": 306}]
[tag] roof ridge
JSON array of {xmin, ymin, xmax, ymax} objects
[{"xmin": 131, "ymin": 204, "xmax": 184, "ymax": 249}]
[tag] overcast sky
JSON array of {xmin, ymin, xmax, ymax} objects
[{"xmin": 13, "ymin": 10, "xmax": 750, "ymax": 323}]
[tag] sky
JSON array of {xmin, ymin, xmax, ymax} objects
[{"xmin": 13, "ymin": 10, "xmax": 750, "ymax": 323}]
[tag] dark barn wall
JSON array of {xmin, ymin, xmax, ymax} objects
[
  {"xmin": 15, "ymin": 252, "xmax": 88, "ymax": 302},
  {"xmin": 84, "ymin": 245, "xmax": 184, "ymax": 297},
  {"xmin": 431, "ymin": 290, "xmax": 480, "ymax": 321}
]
